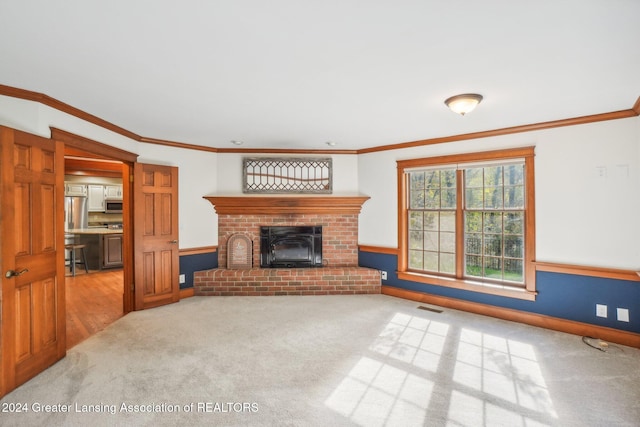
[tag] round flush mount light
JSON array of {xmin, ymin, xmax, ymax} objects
[
  {"xmin": 325, "ymin": 141, "xmax": 337, "ymax": 147},
  {"xmin": 230, "ymin": 140, "xmax": 244, "ymax": 146},
  {"xmin": 444, "ymin": 93, "xmax": 483, "ymax": 115}
]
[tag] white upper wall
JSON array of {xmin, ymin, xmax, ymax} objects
[
  {"xmin": 136, "ymin": 144, "xmax": 218, "ymax": 248},
  {"xmin": 0, "ymin": 94, "xmax": 218, "ymax": 249},
  {"xmin": 2, "ymin": 94, "xmax": 639, "ymax": 268},
  {"xmin": 358, "ymin": 116, "xmax": 640, "ymax": 269}
]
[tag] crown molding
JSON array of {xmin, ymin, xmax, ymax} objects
[
  {"xmin": 358, "ymin": 100, "xmax": 640, "ymax": 154},
  {"xmin": 0, "ymin": 84, "xmax": 140, "ymax": 141},
  {"xmin": 1, "ymin": 84, "xmax": 638, "ymax": 155},
  {"xmin": 216, "ymin": 147, "xmax": 359, "ymax": 155},
  {"xmin": 633, "ymin": 96, "xmax": 640, "ymax": 115},
  {"xmin": 139, "ymin": 136, "xmax": 218, "ymax": 153}
]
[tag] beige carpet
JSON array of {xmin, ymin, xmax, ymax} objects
[{"xmin": 1, "ymin": 294, "xmax": 639, "ymax": 426}]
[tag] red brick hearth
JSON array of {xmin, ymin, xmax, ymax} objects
[
  {"xmin": 194, "ymin": 195, "xmax": 381, "ymax": 296},
  {"xmin": 194, "ymin": 267, "xmax": 380, "ymax": 296}
]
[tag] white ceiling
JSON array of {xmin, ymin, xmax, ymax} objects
[{"xmin": 1, "ymin": 1, "xmax": 639, "ymax": 151}]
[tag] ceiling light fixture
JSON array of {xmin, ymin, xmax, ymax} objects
[
  {"xmin": 444, "ymin": 93, "xmax": 483, "ymax": 115},
  {"xmin": 231, "ymin": 140, "xmax": 244, "ymax": 146},
  {"xmin": 325, "ymin": 141, "xmax": 337, "ymax": 147}
]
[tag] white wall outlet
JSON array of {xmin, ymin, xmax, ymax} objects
[
  {"xmin": 179, "ymin": 274, "xmax": 186, "ymax": 284},
  {"xmin": 380, "ymin": 271, "xmax": 388, "ymax": 280},
  {"xmin": 617, "ymin": 308, "xmax": 630, "ymax": 322},
  {"xmin": 596, "ymin": 304, "xmax": 608, "ymax": 318}
]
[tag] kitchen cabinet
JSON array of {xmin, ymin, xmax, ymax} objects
[
  {"xmin": 75, "ymin": 233, "xmax": 100, "ymax": 270},
  {"xmin": 65, "ymin": 183, "xmax": 87, "ymax": 196},
  {"xmin": 102, "ymin": 234, "xmax": 123, "ymax": 268},
  {"xmin": 73, "ymin": 231, "xmax": 123, "ymax": 270},
  {"xmin": 87, "ymin": 184, "xmax": 106, "ymax": 212},
  {"xmin": 104, "ymin": 185, "xmax": 123, "ymax": 199}
]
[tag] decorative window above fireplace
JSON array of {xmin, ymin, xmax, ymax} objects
[{"xmin": 243, "ymin": 157, "xmax": 332, "ymax": 194}]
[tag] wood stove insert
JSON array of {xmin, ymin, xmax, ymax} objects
[{"xmin": 260, "ymin": 225, "xmax": 323, "ymax": 268}]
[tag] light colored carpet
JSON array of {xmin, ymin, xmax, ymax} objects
[{"xmin": 1, "ymin": 294, "xmax": 639, "ymax": 426}]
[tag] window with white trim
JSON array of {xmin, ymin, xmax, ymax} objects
[{"xmin": 398, "ymin": 147, "xmax": 536, "ymax": 299}]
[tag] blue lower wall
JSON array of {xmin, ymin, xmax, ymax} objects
[
  {"xmin": 359, "ymin": 251, "xmax": 640, "ymax": 334},
  {"xmin": 179, "ymin": 251, "xmax": 218, "ymax": 289},
  {"xmin": 179, "ymin": 249, "xmax": 638, "ymax": 334}
]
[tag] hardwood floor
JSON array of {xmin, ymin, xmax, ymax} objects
[{"xmin": 65, "ymin": 269, "xmax": 124, "ymax": 350}]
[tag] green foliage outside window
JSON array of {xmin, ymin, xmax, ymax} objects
[{"xmin": 408, "ymin": 163, "xmax": 525, "ymax": 284}]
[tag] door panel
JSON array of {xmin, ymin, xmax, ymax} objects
[
  {"xmin": 1, "ymin": 127, "xmax": 66, "ymax": 398},
  {"xmin": 133, "ymin": 163, "xmax": 179, "ymax": 310}
]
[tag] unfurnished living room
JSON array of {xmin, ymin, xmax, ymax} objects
[{"xmin": 0, "ymin": 1, "xmax": 639, "ymax": 426}]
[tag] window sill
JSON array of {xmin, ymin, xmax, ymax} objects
[{"xmin": 397, "ymin": 271, "xmax": 537, "ymax": 301}]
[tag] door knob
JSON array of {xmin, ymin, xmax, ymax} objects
[
  {"xmin": 169, "ymin": 240, "xmax": 178, "ymax": 244},
  {"xmin": 5, "ymin": 268, "xmax": 29, "ymax": 278}
]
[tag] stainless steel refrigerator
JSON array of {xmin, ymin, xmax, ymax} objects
[{"xmin": 64, "ymin": 196, "xmax": 88, "ymax": 231}]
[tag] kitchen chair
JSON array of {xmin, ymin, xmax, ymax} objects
[{"xmin": 65, "ymin": 243, "xmax": 89, "ymax": 276}]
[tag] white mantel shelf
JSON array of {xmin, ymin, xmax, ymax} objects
[{"xmin": 203, "ymin": 194, "xmax": 370, "ymax": 215}]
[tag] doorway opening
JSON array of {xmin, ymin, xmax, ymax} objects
[{"xmin": 62, "ymin": 140, "xmax": 133, "ymax": 349}]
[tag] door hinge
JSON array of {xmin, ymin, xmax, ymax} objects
[{"xmin": 129, "ymin": 174, "xmax": 134, "ymax": 183}]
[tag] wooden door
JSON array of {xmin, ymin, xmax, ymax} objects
[
  {"xmin": 0, "ymin": 127, "xmax": 66, "ymax": 397},
  {"xmin": 133, "ymin": 163, "xmax": 180, "ymax": 310}
]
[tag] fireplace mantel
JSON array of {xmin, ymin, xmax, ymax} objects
[{"xmin": 203, "ymin": 194, "xmax": 370, "ymax": 215}]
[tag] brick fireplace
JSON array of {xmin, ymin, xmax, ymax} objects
[{"xmin": 193, "ymin": 195, "xmax": 381, "ymax": 296}]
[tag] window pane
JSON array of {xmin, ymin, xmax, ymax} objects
[
  {"xmin": 409, "ymin": 231, "xmax": 423, "ymax": 249},
  {"xmin": 466, "ymin": 255, "xmax": 482, "ymax": 277},
  {"xmin": 440, "ymin": 253, "xmax": 455, "ymax": 274},
  {"xmin": 424, "ymin": 231, "xmax": 439, "ymax": 250},
  {"xmin": 441, "ymin": 169, "xmax": 456, "ymax": 187},
  {"xmin": 411, "ymin": 171, "xmax": 425, "ymax": 189},
  {"xmin": 484, "ymin": 187, "xmax": 503, "ymax": 209},
  {"xmin": 504, "ymin": 186, "xmax": 524, "ymax": 209},
  {"xmin": 424, "ymin": 212, "xmax": 439, "ymax": 231},
  {"xmin": 504, "ymin": 164, "xmax": 524, "ymax": 185},
  {"xmin": 504, "ymin": 212, "xmax": 524, "ymax": 234},
  {"xmin": 425, "ymin": 170, "xmax": 440, "ymax": 188},
  {"xmin": 409, "ymin": 250, "xmax": 423, "ymax": 269},
  {"xmin": 466, "ymin": 188, "xmax": 483, "ymax": 209},
  {"xmin": 424, "ymin": 252, "xmax": 439, "ymax": 271},
  {"xmin": 425, "ymin": 189, "xmax": 440, "ymax": 209},
  {"xmin": 504, "ymin": 235, "xmax": 523, "ymax": 258},
  {"xmin": 409, "ymin": 211, "xmax": 423, "ymax": 230},
  {"xmin": 484, "ymin": 234, "xmax": 502, "ymax": 256},
  {"xmin": 441, "ymin": 188, "xmax": 457, "ymax": 209},
  {"xmin": 410, "ymin": 191, "xmax": 424, "ymax": 209},
  {"xmin": 483, "ymin": 212, "xmax": 503, "ymax": 233},
  {"xmin": 504, "ymin": 259, "xmax": 524, "ymax": 282},
  {"xmin": 465, "ymin": 168, "xmax": 483, "ymax": 187},
  {"xmin": 484, "ymin": 257, "xmax": 502, "ymax": 279},
  {"xmin": 440, "ymin": 211, "xmax": 455, "ymax": 232},
  {"xmin": 465, "ymin": 234, "xmax": 482, "ymax": 255},
  {"xmin": 440, "ymin": 231, "xmax": 456, "ymax": 253},
  {"xmin": 465, "ymin": 212, "xmax": 482, "ymax": 232},
  {"xmin": 484, "ymin": 166, "xmax": 503, "ymax": 186}
]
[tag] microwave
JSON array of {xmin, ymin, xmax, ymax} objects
[{"xmin": 105, "ymin": 199, "xmax": 123, "ymax": 213}]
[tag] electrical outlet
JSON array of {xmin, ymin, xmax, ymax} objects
[
  {"xmin": 596, "ymin": 304, "xmax": 607, "ymax": 318},
  {"xmin": 380, "ymin": 271, "xmax": 388, "ymax": 280},
  {"xmin": 617, "ymin": 308, "xmax": 630, "ymax": 322},
  {"xmin": 179, "ymin": 274, "xmax": 186, "ymax": 284}
]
